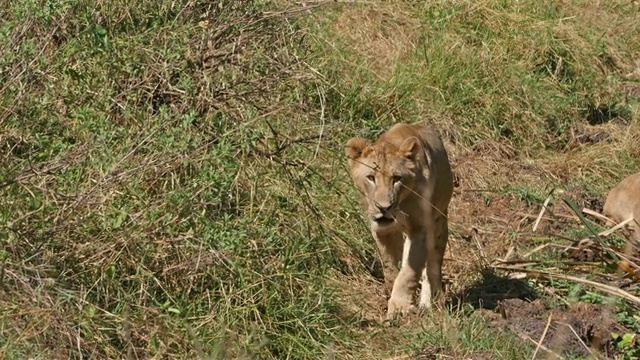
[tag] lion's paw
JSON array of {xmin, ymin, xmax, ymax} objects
[{"xmin": 386, "ymin": 297, "xmax": 416, "ymax": 319}]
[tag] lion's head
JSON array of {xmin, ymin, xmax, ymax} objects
[{"xmin": 345, "ymin": 135, "xmax": 422, "ymax": 230}]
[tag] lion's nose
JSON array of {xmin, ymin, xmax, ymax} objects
[{"xmin": 376, "ymin": 203, "xmax": 391, "ymax": 213}]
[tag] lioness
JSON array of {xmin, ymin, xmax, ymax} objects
[
  {"xmin": 345, "ymin": 123, "xmax": 453, "ymax": 316},
  {"xmin": 603, "ymin": 171, "xmax": 640, "ymax": 242}
]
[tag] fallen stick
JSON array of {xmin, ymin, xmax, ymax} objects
[
  {"xmin": 599, "ymin": 216, "xmax": 634, "ymax": 237},
  {"xmin": 492, "ymin": 265, "xmax": 640, "ymax": 306},
  {"xmin": 533, "ymin": 193, "xmax": 554, "ymax": 232},
  {"xmin": 530, "ymin": 313, "xmax": 553, "ymax": 360}
]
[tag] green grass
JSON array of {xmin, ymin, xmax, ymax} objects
[
  {"xmin": 1, "ymin": 0, "xmax": 639, "ymax": 359},
  {"xmin": 400, "ymin": 305, "xmax": 533, "ymax": 359}
]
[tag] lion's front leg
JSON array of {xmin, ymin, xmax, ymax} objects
[
  {"xmin": 387, "ymin": 230, "xmax": 427, "ymax": 317},
  {"xmin": 372, "ymin": 230, "xmax": 404, "ymax": 288}
]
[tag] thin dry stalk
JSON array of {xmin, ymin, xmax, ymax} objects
[
  {"xmin": 533, "ymin": 190, "xmax": 559, "ymax": 232},
  {"xmin": 523, "ymin": 243, "xmax": 552, "ymax": 259},
  {"xmin": 473, "ymin": 234, "xmax": 489, "ymax": 267},
  {"xmin": 499, "ymin": 242, "xmax": 516, "ymax": 262},
  {"xmin": 530, "ymin": 313, "xmax": 553, "ymax": 360},
  {"xmin": 600, "ymin": 216, "xmax": 635, "ymax": 237},
  {"xmin": 557, "ymin": 321, "xmax": 594, "ymax": 357},
  {"xmin": 516, "ymin": 331, "xmax": 563, "ymax": 360},
  {"xmin": 582, "ymin": 208, "xmax": 611, "ymax": 223},
  {"xmin": 493, "ymin": 266, "xmax": 640, "ymax": 305}
]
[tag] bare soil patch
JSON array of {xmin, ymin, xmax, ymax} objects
[
  {"xmin": 436, "ymin": 141, "xmax": 639, "ymax": 359},
  {"xmin": 479, "ymin": 298, "xmax": 631, "ymax": 359}
]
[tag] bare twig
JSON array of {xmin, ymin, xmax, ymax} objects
[
  {"xmin": 493, "ymin": 265, "xmax": 640, "ymax": 305},
  {"xmin": 516, "ymin": 331, "xmax": 563, "ymax": 360},
  {"xmin": 533, "ymin": 190, "xmax": 559, "ymax": 232},
  {"xmin": 557, "ymin": 321, "xmax": 593, "ymax": 356},
  {"xmin": 581, "ymin": 208, "xmax": 611, "ymax": 223},
  {"xmin": 531, "ymin": 313, "xmax": 553, "ymax": 360},
  {"xmin": 599, "ymin": 216, "xmax": 634, "ymax": 237},
  {"xmin": 523, "ymin": 243, "xmax": 552, "ymax": 259},
  {"xmin": 313, "ymin": 83, "xmax": 326, "ymax": 160}
]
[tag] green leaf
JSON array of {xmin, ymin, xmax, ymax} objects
[{"xmin": 167, "ymin": 307, "xmax": 181, "ymax": 314}]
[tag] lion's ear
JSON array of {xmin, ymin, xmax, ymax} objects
[
  {"xmin": 398, "ymin": 137, "xmax": 419, "ymax": 161},
  {"xmin": 345, "ymin": 137, "xmax": 368, "ymax": 159}
]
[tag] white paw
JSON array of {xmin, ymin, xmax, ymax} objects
[
  {"xmin": 386, "ymin": 296, "xmax": 416, "ymax": 318},
  {"xmin": 419, "ymin": 272, "xmax": 431, "ymax": 308}
]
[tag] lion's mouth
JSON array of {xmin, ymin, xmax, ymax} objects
[{"xmin": 373, "ymin": 215, "xmax": 395, "ymax": 226}]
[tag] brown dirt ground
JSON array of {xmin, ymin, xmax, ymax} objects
[
  {"xmin": 443, "ymin": 143, "xmax": 639, "ymax": 359},
  {"xmin": 479, "ymin": 298, "xmax": 629, "ymax": 359}
]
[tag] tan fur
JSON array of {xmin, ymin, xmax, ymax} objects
[
  {"xmin": 345, "ymin": 123, "xmax": 453, "ymax": 317},
  {"xmin": 603, "ymin": 172, "xmax": 640, "ymax": 242}
]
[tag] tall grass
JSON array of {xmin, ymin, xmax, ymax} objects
[{"xmin": 1, "ymin": 0, "xmax": 639, "ymax": 359}]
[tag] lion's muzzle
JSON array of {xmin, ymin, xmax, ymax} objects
[{"xmin": 371, "ymin": 202, "xmax": 397, "ymax": 227}]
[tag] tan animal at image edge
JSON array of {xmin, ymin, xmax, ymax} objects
[
  {"xmin": 603, "ymin": 171, "xmax": 640, "ymax": 242},
  {"xmin": 345, "ymin": 123, "xmax": 453, "ymax": 317}
]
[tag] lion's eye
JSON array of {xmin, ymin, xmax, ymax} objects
[
  {"xmin": 392, "ymin": 175, "xmax": 402, "ymax": 184},
  {"xmin": 366, "ymin": 175, "xmax": 376, "ymax": 183}
]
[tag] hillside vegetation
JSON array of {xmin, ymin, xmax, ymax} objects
[{"xmin": 1, "ymin": 1, "xmax": 639, "ymax": 359}]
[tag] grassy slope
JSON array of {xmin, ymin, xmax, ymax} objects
[{"xmin": 1, "ymin": 0, "xmax": 639, "ymax": 359}]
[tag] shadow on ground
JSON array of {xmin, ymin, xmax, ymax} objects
[
  {"xmin": 443, "ymin": 268, "xmax": 635, "ymax": 359},
  {"xmin": 447, "ymin": 268, "xmax": 538, "ymax": 310}
]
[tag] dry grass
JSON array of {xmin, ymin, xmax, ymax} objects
[
  {"xmin": 2, "ymin": 0, "xmax": 640, "ymax": 359},
  {"xmin": 333, "ymin": 3, "xmax": 419, "ymax": 80}
]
